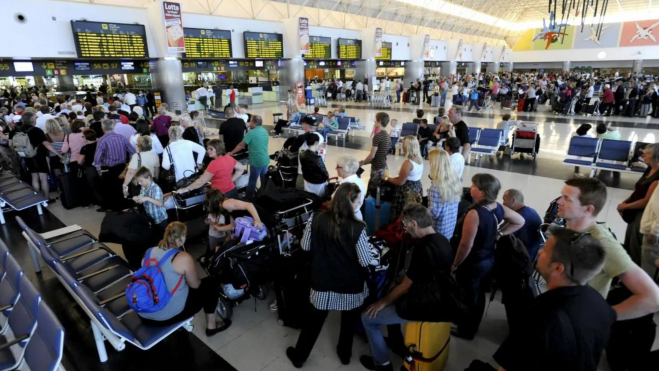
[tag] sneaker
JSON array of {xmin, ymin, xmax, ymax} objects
[
  {"xmin": 269, "ymin": 300, "xmax": 278, "ymax": 311},
  {"xmin": 359, "ymin": 356, "xmax": 393, "ymax": 371}
]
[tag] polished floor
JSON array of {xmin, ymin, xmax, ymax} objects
[{"xmin": 2, "ymin": 96, "xmax": 658, "ymax": 371}]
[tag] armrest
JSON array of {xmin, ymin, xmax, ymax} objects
[{"xmin": 0, "ymin": 334, "xmax": 29, "ymax": 350}]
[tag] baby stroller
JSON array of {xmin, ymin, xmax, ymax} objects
[
  {"xmin": 268, "ymin": 148, "xmax": 299, "ymax": 189},
  {"xmin": 204, "ymin": 236, "xmax": 278, "ymax": 321}
]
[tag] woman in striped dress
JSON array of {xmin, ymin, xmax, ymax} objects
[{"xmin": 286, "ymin": 183, "xmax": 372, "ymax": 368}]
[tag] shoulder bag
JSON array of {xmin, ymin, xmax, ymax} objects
[{"xmin": 159, "ymin": 146, "xmax": 177, "ymax": 192}]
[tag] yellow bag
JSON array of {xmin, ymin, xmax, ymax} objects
[{"xmin": 402, "ymin": 322, "xmax": 451, "ymax": 371}]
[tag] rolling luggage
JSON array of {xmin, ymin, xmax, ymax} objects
[
  {"xmin": 364, "ymin": 196, "xmax": 392, "ymax": 235},
  {"xmin": 57, "ymin": 172, "xmax": 88, "ymax": 209},
  {"xmin": 402, "ymin": 92, "xmax": 409, "ymax": 103},
  {"xmin": 517, "ymin": 98, "xmax": 525, "ymax": 112},
  {"xmin": 272, "ymin": 251, "xmax": 312, "ymax": 329},
  {"xmin": 402, "ymin": 322, "xmax": 451, "ymax": 371}
]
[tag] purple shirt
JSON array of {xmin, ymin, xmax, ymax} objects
[
  {"xmin": 153, "ymin": 115, "xmax": 172, "ymax": 137},
  {"xmin": 93, "ymin": 131, "xmax": 136, "ymax": 168}
]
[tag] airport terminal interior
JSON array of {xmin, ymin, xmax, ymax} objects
[{"xmin": 1, "ymin": 0, "xmax": 659, "ymax": 370}]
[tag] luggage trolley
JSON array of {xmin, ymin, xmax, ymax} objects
[{"xmin": 510, "ymin": 122, "xmax": 539, "ymax": 160}]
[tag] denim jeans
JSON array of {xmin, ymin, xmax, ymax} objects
[
  {"xmin": 440, "ymin": 91, "xmax": 447, "ymax": 106},
  {"xmin": 318, "ymin": 126, "xmax": 335, "ymax": 141},
  {"xmin": 247, "ymin": 165, "xmax": 268, "ymax": 200},
  {"xmin": 390, "ymin": 137, "xmax": 398, "ymax": 154},
  {"xmin": 362, "ymin": 305, "xmax": 408, "ymax": 366},
  {"xmin": 468, "ymin": 99, "xmax": 480, "ymax": 111}
]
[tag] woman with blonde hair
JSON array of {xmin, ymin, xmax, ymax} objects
[
  {"xmin": 427, "ymin": 148, "xmax": 462, "ymax": 238},
  {"xmin": 384, "ymin": 135, "xmax": 424, "ymax": 219},
  {"xmin": 138, "ymin": 222, "xmax": 231, "ymax": 335},
  {"xmin": 45, "ymin": 118, "xmax": 66, "ymax": 176},
  {"xmin": 56, "ymin": 115, "xmax": 71, "ymax": 134}
]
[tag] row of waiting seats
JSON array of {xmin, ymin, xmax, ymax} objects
[
  {"xmin": 0, "ymin": 172, "xmax": 48, "ymax": 225},
  {"xmin": 0, "ymin": 239, "xmax": 64, "ymax": 371},
  {"xmin": 17, "ymin": 217, "xmax": 194, "ymax": 363},
  {"xmin": 282, "ymin": 115, "xmax": 359, "ymax": 146},
  {"xmin": 563, "ymin": 136, "xmax": 649, "ymax": 176}
]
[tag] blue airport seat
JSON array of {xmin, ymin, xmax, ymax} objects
[
  {"xmin": 0, "ymin": 275, "xmax": 41, "ymax": 371},
  {"xmin": 328, "ymin": 118, "xmax": 351, "ymax": 146},
  {"xmin": 24, "ymin": 301, "xmax": 65, "ymax": 371},
  {"xmin": 400, "ymin": 123, "xmax": 419, "ymax": 137},
  {"xmin": 595, "ymin": 139, "xmax": 632, "ymax": 171},
  {"xmin": 563, "ymin": 136, "xmax": 599, "ymax": 169},
  {"xmin": 471, "ymin": 129, "xmax": 503, "ymax": 159},
  {"xmin": 468, "ymin": 127, "xmax": 481, "ymax": 144},
  {"xmin": 0, "ymin": 174, "xmax": 48, "ymax": 225},
  {"xmin": 0, "ymin": 255, "xmax": 23, "ymax": 333}
]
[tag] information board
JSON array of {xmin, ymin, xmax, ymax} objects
[
  {"xmin": 243, "ymin": 32, "xmax": 283, "ymax": 58},
  {"xmin": 303, "ymin": 36, "xmax": 331, "ymax": 59},
  {"xmin": 375, "ymin": 42, "xmax": 392, "ymax": 60},
  {"xmin": 183, "ymin": 28, "xmax": 232, "ymax": 58},
  {"xmin": 71, "ymin": 21, "xmax": 149, "ymax": 58},
  {"xmin": 337, "ymin": 38, "xmax": 362, "ymax": 60}
]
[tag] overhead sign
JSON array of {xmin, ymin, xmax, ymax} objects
[
  {"xmin": 71, "ymin": 20, "xmax": 149, "ymax": 58},
  {"xmin": 374, "ymin": 28, "xmax": 383, "ymax": 57},
  {"xmin": 244, "ymin": 32, "xmax": 283, "ymax": 58},
  {"xmin": 423, "ymin": 35, "xmax": 431, "ymax": 59},
  {"xmin": 302, "ymin": 36, "xmax": 331, "ymax": 59},
  {"xmin": 163, "ymin": 2, "xmax": 185, "ymax": 53},
  {"xmin": 183, "ymin": 28, "xmax": 232, "ymax": 58},
  {"xmin": 337, "ymin": 38, "xmax": 362, "ymax": 60},
  {"xmin": 375, "ymin": 42, "xmax": 392, "ymax": 60},
  {"xmin": 299, "ymin": 17, "xmax": 310, "ymax": 54}
]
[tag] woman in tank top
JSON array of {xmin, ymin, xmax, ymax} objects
[
  {"xmin": 384, "ymin": 136, "xmax": 425, "ymax": 220},
  {"xmin": 451, "ymin": 173, "xmax": 524, "ymax": 340},
  {"xmin": 139, "ymin": 222, "xmax": 231, "ymax": 336}
]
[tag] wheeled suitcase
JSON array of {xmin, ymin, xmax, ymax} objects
[
  {"xmin": 517, "ymin": 98, "xmax": 525, "ymax": 112},
  {"xmin": 272, "ymin": 251, "xmax": 311, "ymax": 329},
  {"xmin": 402, "ymin": 322, "xmax": 451, "ymax": 371},
  {"xmin": 364, "ymin": 196, "xmax": 392, "ymax": 235},
  {"xmin": 57, "ymin": 172, "xmax": 88, "ymax": 209}
]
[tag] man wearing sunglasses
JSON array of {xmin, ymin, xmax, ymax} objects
[{"xmin": 493, "ymin": 228, "xmax": 615, "ymax": 371}]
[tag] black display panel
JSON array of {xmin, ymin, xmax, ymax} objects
[
  {"xmin": 243, "ymin": 32, "xmax": 283, "ymax": 58},
  {"xmin": 375, "ymin": 42, "xmax": 393, "ymax": 60},
  {"xmin": 71, "ymin": 20, "xmax": 149, "ymax": 58},
  {"xmin": 303, "ymin": 36, "xmax": 331, "ymax": 59},
  {"xmin": 337, "ymin": 38, "xmax": 362, "ymax": 60},
  {"xmin": 183, "ymin": 28, "xmax": 232, "ymax": 58}
]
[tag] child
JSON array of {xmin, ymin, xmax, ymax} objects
[
  {"xmin": 319, "ymin": 111, "xmax": 338, "ymax": 141},
  {"xmin": 389, "ymin": 119, "xmax": 400, "ymax": 154},
  {"xmin": 132, "ymin": 167, "xmax": 169, "ymax": 237},
  {"xmin": 205, "ymin": 209, "xmax": 228, "ymax": 255},
  {"xmin": 417, "ymin": 119, "xmax": 431, "ymax": 158}
]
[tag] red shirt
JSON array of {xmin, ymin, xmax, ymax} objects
[
  {"xmin": 230, "ymin": 90, "xmax": 236, "ymax": 103},
  {"xmin": 119, "ymin": 114, "xmax": 129, "ymax": 125},
  {"xmin": 206, "ymin": 155, "xmax": 238, "ymax": 193},
  {"xmin": 602, "ymin": 89, "xmax": 614, "ymax": 104}
]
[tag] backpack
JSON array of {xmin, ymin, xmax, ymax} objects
[
  {"xmin": 125, "ymin": 248, "xmax": 184, "ymax": 313},
  {"xmin": 544, "ymin": 196, "xmax": 562, "ymax": 224},
  {"xmin": 12, "ymin": 126, "xmax": 37, "ymax": 158},
  {"xmin": 493, "ymin": 234, "xmax": 534, "ymax": 285}
]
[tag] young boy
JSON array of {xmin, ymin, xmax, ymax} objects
[
  {"xmin": 132, "ymin": 166, "xmax": 169, "ymax": 237},
  {"xmin": 389, "ymin": 119, "xmax": 400, "ymax": 155},
  {"xmin": 417, "ymin": 119, "xmax": 431, "ymax": 158}
]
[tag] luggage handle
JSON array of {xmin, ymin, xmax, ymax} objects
[{"xmin": 407, "ymin": 329, "xmax": 450, "ymax": 364}]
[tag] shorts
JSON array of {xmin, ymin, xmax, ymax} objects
[{"xmin": 23, "ymin": 154, "xmax": 49, "ymax": 174}]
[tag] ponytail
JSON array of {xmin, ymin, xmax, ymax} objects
[{"xmin": 159, "ymin": 222, "xmax": 187, "ymax": 248}]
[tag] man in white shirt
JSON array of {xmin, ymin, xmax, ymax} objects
[
  {"xmin": 446, "ymin": 137, "xmax": 465, "ymax": 180},
  {"xmin": 124, "ymin": 91, "xmax": 137, "ymax": 109},
  {"xmin": 195, "ymin": 86, "xmax": 209, "ymax": 110},
  {"xmin": 235, "ymin": 105, "xmax": 249, "ymax": 127},
  {"xmin": 72, "ymin": 101, "xmax": 83, "ymax": 113},
  {"xmin": 586, "ymin": 82, "xmax": 595, "ymax": 99},
  {"xmin": 59, "ymin": 105, "xmax": 72, "ymax": 115},
  {"xmin": 35, "ymin": 106, "xmax": 54, "ymax": 131}
]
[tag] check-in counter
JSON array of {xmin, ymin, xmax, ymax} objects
[{"xmin": 246, "ymin": 87, "xmax": 263, "ymax": 104}]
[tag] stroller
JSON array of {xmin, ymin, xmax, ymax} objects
[
  {"xmin": 204, "ymin": 237, "xmax": 278, "ymax": 321},
  {"xmin": 268, "ymin": 148, "xmax": 299, "ymax": 189}
]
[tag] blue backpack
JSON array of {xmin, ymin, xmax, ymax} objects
[{"xmin": 125, "ymin": 248, "xmax": 184, "ymax": 313}]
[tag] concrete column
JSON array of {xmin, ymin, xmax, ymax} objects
[
  {"xmin": 486, "ymin": 62, "xmax": 498, "ymax": 73},
  {"xmin": 354, "ymin": 59, "xmax": 377, "ymax": 87},
  {"xmin": 440, "ymin": 61, "xmax": 457, "ymax": 77},
  {"xmin": 150, "ymin": 59, "xmax": 186, "ymax": 113},
  {"xmin": 632, "ymin": 59, "xmax": 643, "ymax": 74},
  {"xmin": 467, "ymin": 63, "xmax": 481, "ymax": 75},
  {"xmin": 404, "ymin": 60, "xmax": 424, "ymax": 83},
  {"xmin": 562, "ymin": 61, "xmax": 571, "ymax": 72},
  {"xmin": 504, "ymin": 62, "xmax": 513, "ymax": 72},
  {"xmin": 55, "ymin": 75, "xmax": 76, "ymax": 92},
  {"xmin": 279, "ymin": 57, "xmax": 305, "ymax": 98}
]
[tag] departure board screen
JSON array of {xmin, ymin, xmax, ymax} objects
[
  {"xmin": 337, "ymin": 38, "xmax": 362, "ymax": 60},
  {"xmin": 375, "ymin": 42, "xmax": 392, "ymax": 60},
  {"xmin": 303, "ymin": 36, "xmax": 331, "ymax": 59},
  {"xmin": 183, "ymin": 28, "xmax": 232, "ymax": 58},
  {"xmin": 243, "ymin": 32, "xmax": 283, "ymax": 58},
  {"xmin": 71, "ymin": 21, "xmax": 149, "ymax": 58}
]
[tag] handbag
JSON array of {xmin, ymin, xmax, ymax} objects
[
  {"xmin": 60, "ymin": 134, "xmax": 71, "ymax": 165},
  {"xmin": 175, "ymin": 169, "xmax": 200, "ymax": 189},
  {"xmin": 160, "ymin": 146, "xmax": 177, "ymax": 190}
]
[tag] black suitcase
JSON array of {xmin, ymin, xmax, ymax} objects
[
  {"xmin": 272, "ymin": 251, "xmax": 311, "ymax": 329},
  {"xmin": 57, "ymin": 172, "xmax": 88, "ymax": 209}
]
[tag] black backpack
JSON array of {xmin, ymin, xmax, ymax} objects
[
  {"xmin": 493, "ymin": 234, "xmax": 534, "ymax": 286},
  {"xmin": 543, "ymin": 196, "xmax": 563, "ymax": 225}
]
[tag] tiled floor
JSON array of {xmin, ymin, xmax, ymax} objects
[{"xmin": 3, "ymin": 97, "xmax": 658, "ymax": 371}]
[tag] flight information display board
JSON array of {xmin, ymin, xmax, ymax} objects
[
  {"xmin": 243, "ymin": 32, "xmax": 283, "ymax": 58},
  {"xmin": 71, "ymin": 21, "xmax": 149, "ymax": 58},
  {"xmin": 302, "ymin": 36, "xmax": 331, "ymax": 59},
  {"xmin": 375, "ymin": 42, "xmax": 392, "ymax": 60},
  {"xmin": 337, "ymin": 38, "xmax": 362, "ymax": 60},
  {"xmin": 183, "ymin": 28, "xmax": 232, "ymax": 58}
]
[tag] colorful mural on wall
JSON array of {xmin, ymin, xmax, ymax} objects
[{"xmin": 514, "ymin": 19, "xmax": 659, "ymax": 51}]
